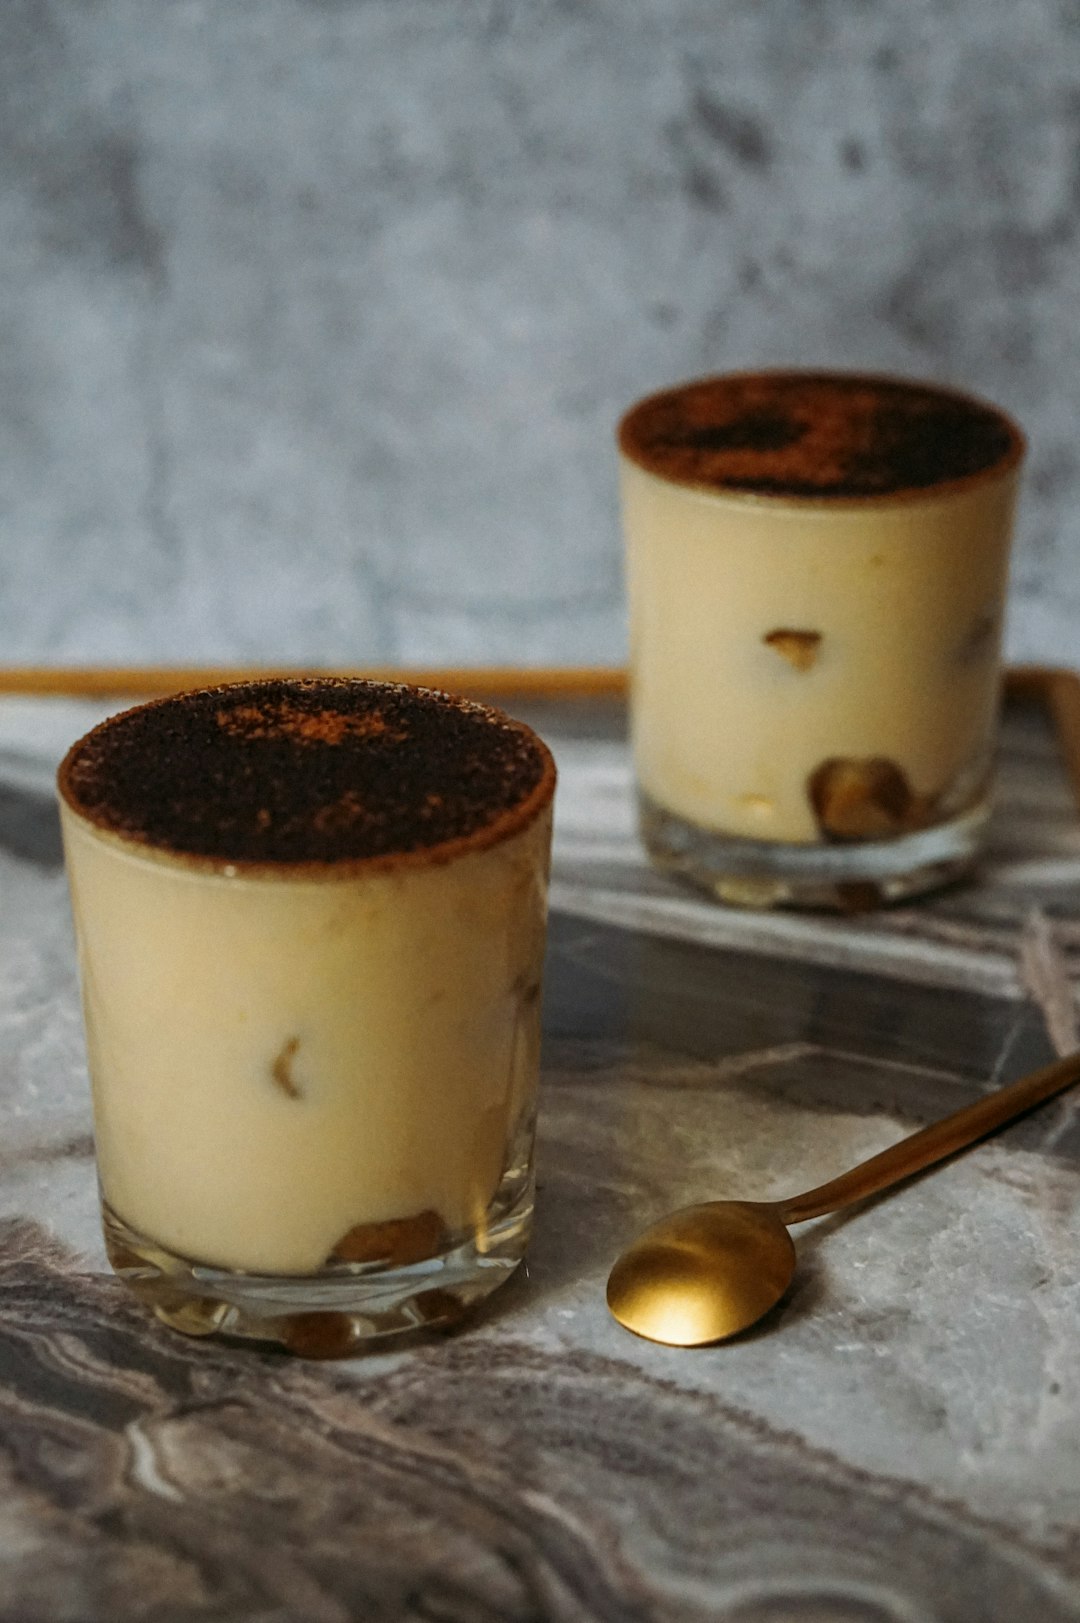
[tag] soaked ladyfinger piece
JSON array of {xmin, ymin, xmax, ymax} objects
[
  {"xmin": 328, "ymin": 1209, "xmax": 449, "ymax": 1268},
  {"xmin": 808, "ymin": 757, "xmax": 931, "ymax": 841},
  {"xmin": 763, "ymin": 629, "xmax": 822, "ymax": 671}
]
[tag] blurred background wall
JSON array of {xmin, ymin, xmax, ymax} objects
[{"xmin": 1, "ymin": 0, "xmax": 1077, "ymax": 669}]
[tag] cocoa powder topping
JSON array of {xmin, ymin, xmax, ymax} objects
[
  {"xmin": 619, "ymin": 371, "xmax": 1024, "ymax": 499},
  {"xmin": 58, "ymin": 679, "xmax": 555, "ymax": 868}
]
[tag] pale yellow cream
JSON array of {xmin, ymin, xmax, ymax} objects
[
  {"xmin": 61, "ymin": 806, "xmax": 552, "ymax": 1275},
  {"xmin": 621, "ymin": 458, "xmax": 1019, "ymax": 844}
]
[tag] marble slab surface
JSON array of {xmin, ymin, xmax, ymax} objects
[{"xmin": 0, "ymin": 693, "xmax": 1078, "ymax": 1621}]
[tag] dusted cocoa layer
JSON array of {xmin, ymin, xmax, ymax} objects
[
  {"xmin": 618, "ymin": 371, "xmax": 1024, "ymax": 500},
  {"xmin": 58, "ymin": 679, "xmax": 555, "ymax": 870}
]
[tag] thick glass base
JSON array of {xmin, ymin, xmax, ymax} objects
[
  {"xmin": 639, "ymin": 791, "xmax": 988, "ymax": 911},
  {"xmin": 102, "ymin": 1176, "xmax": 533, "ymax": 1357}
]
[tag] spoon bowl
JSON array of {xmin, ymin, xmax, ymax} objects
[{"xmin": 606, "ymin": 1200, "xmax": 795, "ymax": 1346}]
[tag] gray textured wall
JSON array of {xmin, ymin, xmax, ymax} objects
[{"xmin": 2, "ymin": 0, "xmax": 1078, "ymax": 667}]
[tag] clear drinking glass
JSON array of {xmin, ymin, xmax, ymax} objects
[
  {"xmin": 617, "ymin": 370, "xmax": 1025, "ymax": 909},
  {"xmin": 59, "ymin": 678, "xmax": 556, "ymax": 1354}
]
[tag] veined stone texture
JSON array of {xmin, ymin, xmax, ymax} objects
[
  {"xmin": 2, "ymin": 692, "xmax": 1080, "ymax": 1618},
  {"xmin": 1, "ymin": 0, "xmax": 1078, "ymax": 666}
]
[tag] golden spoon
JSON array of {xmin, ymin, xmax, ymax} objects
[{"xmin": 607, "ymin": 1050, "xmax": 1080, "ymax": 1347}]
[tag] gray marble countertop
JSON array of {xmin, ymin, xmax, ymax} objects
[{"xmin": 1, "ymin": 690, "xmax": 1078, "ymax": 1621}]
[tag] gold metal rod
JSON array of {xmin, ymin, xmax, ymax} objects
[
  {"xmin": 0, "ymin": 660, "xmax": 1061, "ymax": 703},
  {"xmin": 1001, "ymin": 664, "xmax": 1080, "ymax": 813},
  {"xmin": 1044, "ymin": 670, "xmax": 1080, "ymax": 812},
  {"xmin": 778, "ymin": 1049, "xmax": 1080, "ymax": 1224},
  {"xmin": 0, "ymin": 664, "xmax": 629, "ymax": 701}
]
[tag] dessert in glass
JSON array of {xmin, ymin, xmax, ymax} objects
[
  {"xmin": 617, "ymin": 371, "xmax": 1025, "ymax": 909},
  {"xmin": 58, "ymin": 678, "xmax": 556, "ymax": 1354}
]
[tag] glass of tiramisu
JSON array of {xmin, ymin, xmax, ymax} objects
[
  {"xmin": 617, "ymin": 370, "xmax": 1025, "ymax": 908},
  {"xmin": 58, "ymin": 678, "xmax": 556, "ymax": 1353}
]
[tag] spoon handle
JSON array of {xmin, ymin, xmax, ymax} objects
[{"xmin": 777, "ymin": 1050, "xmax": 1080, "ymax": 1226}]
